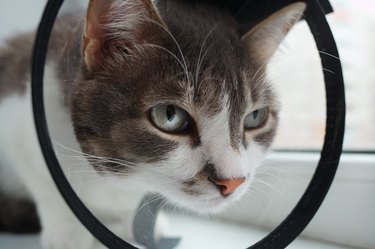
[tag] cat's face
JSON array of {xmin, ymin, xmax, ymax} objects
[{"xmin": 71, "ymin": 0, "xmax": 305, "ymax": 212}]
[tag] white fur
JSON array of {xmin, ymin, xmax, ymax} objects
[{"xmin": 129, "ymin": 93, "xmax": 268, "ymax": 214}]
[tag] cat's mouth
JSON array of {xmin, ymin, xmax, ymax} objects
[
  {"xmin": 177, "ymin": 180, "xmax": 248, "ymax": 212},
  {"xmin": 146, "ymin": 173, "xmax": 250, "ymax": 213}
]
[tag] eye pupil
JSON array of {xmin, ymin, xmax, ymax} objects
[
  {"xmin": 244, "ymin": 108, "xmax": 268, "ymax": 130},
  {"xmin": 150, "ymin": 104, "xmax": 190, "ymax": 133},
  {"xmin": 166, "ymin": 105, "xmax": 176, "ymax": 121}
]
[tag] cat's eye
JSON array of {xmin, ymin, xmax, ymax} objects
[
  {"xmin": 150, "ymin": 104, "xmax": 190, "ymax": 133},
  {"xmin": 244, "ymin": 107, "xmax": 269, "ymax": 130}
]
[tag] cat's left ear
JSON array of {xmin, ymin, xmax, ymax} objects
[
  {"xmin": 83, "ymin": 0, "xmax": 166, "ymax": 72},
  {"xmin": 241, "ymin": 2, "xmax": 306, "ymax": 63}
]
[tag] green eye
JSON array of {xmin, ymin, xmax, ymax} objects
[
  {"xmin": 150, "ymin": 104, "xmax": 190, "ymax": 132},
  {"xmin": 244, "ymin": 108, "xmax": 268, "ymax": 130}
]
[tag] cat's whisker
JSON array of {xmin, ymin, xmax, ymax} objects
[
  {"xmin": 267, "ymin": 48, "xmax": 312, "ymax": 67},
  {"xmin": 71, "ymin": 167, "xmax": 182, "ymax": 190},
  {"xmin": 57, "ymin": 152, "xmax": 137, "ymax": 170},
  {"xmin": 252, "ymin": 72, "xmax": 267, "ymax": 91},
  {"xmin": 267, "ymin": 48, "xmax": 339, "ymax": 71},
  {"xmin": 61, "ymin": 159, "xmax": 138, "ymax": 174},
  {"xmin": 257, "ymin": 165, "xmax": 293, "ymax": 178},
  {"xmin": 322, "ymin": 68, "xmax": 336, "ymax": 75},
  {"xmin": 250, "ymin": 61, "xmax": 268, "ymax": 84},
  {"xmin": 269, "ymin": 51, "xmax": 340, "ymax": 79},
  {"xmin": 72, "ymin": 171, "xmax": 135, "ymax": 187},
  {"xmin": 78, "ymin": 176, "xmax": 123, "ymax": 185},
  {"xmin": 266, "ymin": 65, "xmax": 313, "ymax": 82},
  {"xmin": 244, "ymin": 194, "xmax": 267, "ymax": 213},
  {"xmin": 134, "ymin": 195, "xmax": 166, "ymax": 217},
  {"xmin": 132, "ymin": 193, "xmax": 168, "ymax": 219},
  {"xmin": 246, "ymin": 184, "xmax": 272, "ymax": 202},
  {"xmin": 318, "ymin": 50, "xmax": 340, "ymax": 61},
  {"xmin": 243, "ymin": 190, "xmax": 259, "ymax": 204},
  {"xmin": 88, "ymin": 157, "xmax": 136, "ymax": 168},
  {"xmin": 61, "ymin": 154, "xmax": 135, "ymax": 166},
  {"xmin": 151, "ymin": 199, "xmax": 169, "ymax": 225},
  {"xmin": 54, "ymin": 142, "xmax": 136, "ymax": 165},
  {"xmin": 86, "ymin": 158, "xmax": 135, "ymax": 168},
  {"xmin": 259, "ymin": 160, "xmax": 308, "ymax": 179},
  {"xmin": 147, "ymin": 19, "xmax": 190, "ymax": 82},
  {"xmin": 195, "ymin": 24, "xmax": 217, "ymax": 90},
  {"xmin": 78, "ymin": 174, "xmax": 133, "ymax": 183},
  {"xmin": 68, "ymin": 170, "xmax": 123, "ymax": 177},
  {"xmin": 253, "ymin": 172, "xmax": 286, "ymax": 201},
  {"xmin": 60, "ymin": 156, "xmax": 131, "ymax": 167},
  {"xmin": 252, "ymin": 178, "xmax": 281, "ymax": 196},
  {"xmin": 254, "ymin": 174, "xmax": 283, "ymax": 187},
  {"xmin": 62, "ymin": 160, "xmax": 136, "ymax": 175},
  {"xmin": 254, "ymin": 168, "xmax": 286, "ymax": 186},
  {"xmin": 142, "ymin": 43, "xmax": 186, "ymax": 74}
]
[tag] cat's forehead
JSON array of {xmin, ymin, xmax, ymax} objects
[
  {"xmin": 155, "ymin": 2, "xmax": 270, "ymax": 96},
  {"xmin": 120, "ymin": 50, "xmax": 270, "ymax": 123},
  {"xmin": 142, "ymin": 45, "xmax": 269, "ymax": 117},
  {"xmin": 107, "ymin": 0, "xmax": 275, "ymax": 115}
]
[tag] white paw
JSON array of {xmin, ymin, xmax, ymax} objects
[{"xmin": 41, "ymin": 220, "xmax": 94, "ymax": 249}]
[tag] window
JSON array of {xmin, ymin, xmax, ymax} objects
[{"xmin": 270, "ymin": 0, "xmax": 375, "ymax": 152}]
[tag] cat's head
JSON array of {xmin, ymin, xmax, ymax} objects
[{"xmin": 71, "ymin": 0, "xmax": 305, "ymax": 212}]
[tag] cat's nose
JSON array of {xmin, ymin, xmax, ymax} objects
[{"xmin": 212, "ymin": 177, "xmax": 246, "ymax": 197}]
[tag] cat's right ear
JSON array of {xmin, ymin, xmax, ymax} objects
[
  {"xmin": 83, "ymin": 0, "xmax": 166, "ymax": 72},
  {"xmin": 241, "ymin": 2, "xmax": 306, "ymax": 64}
]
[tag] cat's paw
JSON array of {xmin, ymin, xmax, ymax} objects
[{"xmin": 41, "ymin": 220, "xmax": 94, "ymax": 249}]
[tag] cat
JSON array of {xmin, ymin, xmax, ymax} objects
[{"xmin": 0, "ymin": 0, "xmax": 305, "ymax": 248}]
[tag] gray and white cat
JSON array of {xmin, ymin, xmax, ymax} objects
[{"xmin": 0, "ymin": 0, "xmax": 305, "ymax": 248}]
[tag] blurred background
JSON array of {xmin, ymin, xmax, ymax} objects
[{"xmin": 269, "ymin": 0, "xmax": 375, "ymax": 151}]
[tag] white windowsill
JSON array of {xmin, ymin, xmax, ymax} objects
[{"xmin": 0, "ymin": 213, "xmax": 358, "ymax": 249}]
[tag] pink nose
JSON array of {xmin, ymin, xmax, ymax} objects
[{"xmin": 213, "ymin": 177, "xmax": 246, "ymax": 197}]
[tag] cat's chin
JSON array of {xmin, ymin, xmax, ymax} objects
[
  {"xmin": 169, "ymin": 193, "xmax": 244, "ymax": 215},
  {"xmin": 190, "ymin": 198, "xmax": 230, "ymax": 214}
]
